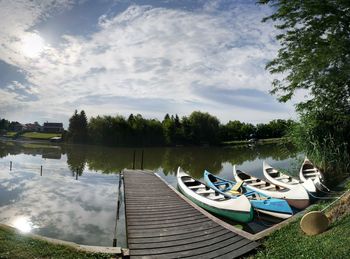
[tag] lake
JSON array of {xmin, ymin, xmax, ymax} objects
[{"xmin": 0, "ymin": 140, "xmax": 301, "ymax": 247}]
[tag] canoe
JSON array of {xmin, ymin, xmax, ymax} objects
[
  {"xmin": 204, "ymin": 170, "xmax": 293, "ymax": 219},
  {"xmin": 233, "ymin": 165, "xmax": 309, "ymax": 209},
  {"xmin": 177, "ymin": 167, "xmax": 253, "ymax": 223},
  {"xmin": 300, "ymin": 157, "xmax": 329, "ymax": 192},
  {"xmin": 263, "ymin": 161, "xmax": 316, "ymax": 194},
  {"xmin": 263, "ymin": 160, "xmax": 317, "ymax": 194}
]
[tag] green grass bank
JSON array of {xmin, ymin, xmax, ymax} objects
[
  {"xmin": 0, "ymin": 225, "xmax": 111, "ymax": 259},
  {"xmin": 21, "ymin": 132, "xmax": 62, "ymax": 139},
  {"xmin": 254, "ymin": 182, "xmax": 350, "ymax": 258},
  {"xmin": 222, "ymin": 137, "xmax": 285, "ymax": 146}
]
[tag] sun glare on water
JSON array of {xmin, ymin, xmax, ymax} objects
[
  {"xmin": 11, "ymin": 216, "xmax": 34, "ymax": 233},
  {"xmin": 21, "ymin": 33, "xmax": 45, "ymax": 58}
]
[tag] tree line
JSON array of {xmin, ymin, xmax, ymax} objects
[
  {"xmin": 0, "ymin": 118, "xmax": 20, "ymax": 131},
  {"xmin": 66, "ymin": 110, "xmax": 294, "ymax": 146}
]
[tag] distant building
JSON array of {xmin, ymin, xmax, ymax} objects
[
  {"xmin": 24, "ymin": 122, "xmax": 41, "ymax": 132},
  {"xmin": 13, "ymin": 123, "xmax": 24, "ymax": 132},
  {"xmin": 42, "ymin": 122, "xmax": 64, "ymax": 133}
]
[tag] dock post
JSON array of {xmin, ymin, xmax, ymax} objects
[
  {"xmin": 10, "ymin": 161, "xmax": 12, "ymax": 171},
  {"xmin": 132, "ymin": 150, "xmax": 136, "ymax": 170},
  {"xmin": 141, "ymin": 149, "xmax": 144, "ymax": 170},
  {"xmin": 40, "ymin": 165, "xmax": 43, "ymax": 176},
  {"xmin": 113, "ymin": 171, "xmax": 123, "ymax": 247}
]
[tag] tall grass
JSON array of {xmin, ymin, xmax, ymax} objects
[{"xmin": 289, "ymin": 111, "xmax": 350, "ymax": 186}]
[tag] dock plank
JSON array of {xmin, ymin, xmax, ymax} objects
[{"xmin": 123, "ymin": 170, "xmax": 259, "ymax": 258}]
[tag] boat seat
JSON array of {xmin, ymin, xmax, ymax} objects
[
  {"xmin": 210, "ymin": 195, "xmax": 224, "ymax": 200},
  {"xmin": 196, "ymin": 189, "xmax": 215, "ymax": 194},
  {"xmin": 304, "ymin": 168, "xmax": 317, "ymax": 172},
  {"xmin": 188, "ymin": 184, "xmax": 205, "ymax": 189},
  {"xmin": 275, "ymin": 175, "xmax": 290, "ymax": 180},
  {"xmin": 183, "ymin": 179, "xmax": 195, "ymax": 183},
  {"xmin": 250, "ymin": 182, "xmax": 264, "ymax": 186},
  {"xmin": 304, "ymin": 172, "xmax": 319, "ymax": 176},
  {"xmin": 261, "ymin": 185, "xmax": 276, "ymax": 190}
]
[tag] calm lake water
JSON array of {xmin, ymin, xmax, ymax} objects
[{"xmin": 0, "ymin": 140, "xmax": 301, "ymax": 247}]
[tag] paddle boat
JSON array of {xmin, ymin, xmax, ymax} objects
[
  {"xmin": 177, "ymin": 167, "xmax": 253, "ymax": 223},
  {"xmin": 204, "ymin": 170, "xmax": 293, "ymax": 219},
  {"xmin": 234, "ymin": 165, "xmax": 310, "ymax": 209}
]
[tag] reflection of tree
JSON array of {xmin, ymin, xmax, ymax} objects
[
  {"xmin": 1, "ymin": 140, "xmax": 299, "ymax": 180},
  {"xmin": 66, "ymin": 146, "xmax": 87, "ymax": 178},
  {"xmin": 85, "ymin": 146, "xmax": 134, "ymax": 173}
]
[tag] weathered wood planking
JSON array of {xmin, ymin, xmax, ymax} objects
[{"xmin": 123, "ymin": 170, "xmax": 259, "ymax": 259}]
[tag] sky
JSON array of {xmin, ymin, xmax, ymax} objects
[{"xmin": 0, "ymin": 0, "xmax": 298, "ymax": 127}]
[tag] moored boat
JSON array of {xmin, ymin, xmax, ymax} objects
[
  {"xmin": 263, "ymin": 161, "xmax": 316, "ymax": 194},
  {"xmin": 234, "ymin": 165, "xmax": 310, "ymax": 209},
  {"xmin": 300, "ymin": 157, "xmax": 329, "ymax": 192},
  {"xmin": 204, "ymin": 170, "xmax": 293, "ymax": 219},
  {"xmin": 177, "ymin": 167, "xmax": 253, "ymax": 223}
]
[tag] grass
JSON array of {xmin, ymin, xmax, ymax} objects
[
  {"xmin": 222, "ymin": 137, "xmax": 285, "ymax": 146},
  {"xmin": 21, "ymin": 132, "xmax": 62, "ymax": 139},
  {"xmin": 4, "ymin": 132, "xmax": 17, "ymax": 137},
  {"xmin": 0, "ymin": 225, "xmax": 111, "ymax": 259},
  {"xmin": 254, "ymin": 182, "xmax": 350, "ymax": 259},
  {"xmin": 254, "ymin": 213, "xmax": 350, "ymax": 258}
]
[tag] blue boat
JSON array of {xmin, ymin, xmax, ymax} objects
[{"xmin": 204, "ymin": 170, "xmax": 293, "ymax": 219}]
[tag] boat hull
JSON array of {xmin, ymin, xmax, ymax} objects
[
  {"xmin": 204, "ymin": 171, "xmax": 293, "ymax": 219},
  {"xmin": 178, "ymin": 183, "xmax": 254, "ymax": 223},
  {"xmin": 285, "ymin": 198, "xmax": 310, "ymax": 210},
  {"xmin": 234, "ymin": 165, "xmax": 310, "ymax": 210}
]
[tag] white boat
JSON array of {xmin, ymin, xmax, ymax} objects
[
  {"xmin": 234, "ymin": 165, "xmax": 309, "ymax": 209},
  {"xmin": 300, "ymin": 157, "xmax": 329, "ymax": 192},
  {"xmin": 177, "ymin": 167, "xmax": 253, "ymax": 223},
  {"xmin": 263, "ymin": 161, "xmax": 316, "ymax": 194}
]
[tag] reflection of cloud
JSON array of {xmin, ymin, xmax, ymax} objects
[{"xmin": 0, "ymin": 162, "xmax": 118, "ymax": 246}]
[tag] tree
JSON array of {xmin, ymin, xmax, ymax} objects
[
  {"xmin": 186, "ymin": 111, "xmax": 220, "ymax": 145},
  {"xmin": 67, "ymin": 110, "xmax": 89, "ymax": 143},
  {"xmin": 259, "ymin": 0, "xmax": 350, "ymax": 180}
]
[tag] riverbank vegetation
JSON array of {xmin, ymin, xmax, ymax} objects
[
  {"xmin": 259, "ymin": 0, "xmax": 350, "ymax": 184},
  {"xmin": 21, "ymin": 132, "xmax": 62, "ymax": 140},
  {"xmin": 255, "ymin": 179, "xmax": 350, "ymax": 258},
  {"xmin": 65, "ymin": 110, "xmax": 294, "ymax": 147},
  {"xmin": 0, "ymin": 225, "xmax": 110, "ymax": 259}
]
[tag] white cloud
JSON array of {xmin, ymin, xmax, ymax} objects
[{"xmin": 0, "ymin": 1, "xmax": 296, "ymax": 124}]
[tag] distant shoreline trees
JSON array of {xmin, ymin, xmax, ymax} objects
[{"xmin": 66, "ymin": 110, "xmax": 294, "ymax": 147}]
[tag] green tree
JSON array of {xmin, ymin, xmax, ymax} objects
[
  {"xmin": 260, "ymin": 0, "xmax": 350, "ymax": 180},
  {"xmin": 67, "ymin": 110, "xmax": 89, "ymax": 143},
  {"xmin": 186, "ymin": 111, "xmax": 220, "ymax": 145}
]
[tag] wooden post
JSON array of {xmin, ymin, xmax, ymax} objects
[
  {"xmin": 141, "ymin": 149, "xmax": 144, "ymax": 170},
  {"xmin": 113, "ymin": 171, "xmax": 123, "ymax": 247},
  {"xmin": 40, "ymin": 165, "xmax": 43, "ymax": 176},
  {"xmin": 10, "ymin": 161, "xmax": 12, "ymax": 171},
  {"xmin": 132, "ymin": 150, "xmax": 136, "ymax": 170}
]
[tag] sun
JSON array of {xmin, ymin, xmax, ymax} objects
[{"xmin": 21, "ymin": 33, "xmax": 45, "ymax": 58}]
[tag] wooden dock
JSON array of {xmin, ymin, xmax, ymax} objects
[{"xmin": 123, "ymin": 170, "xmax": 259, "ymax": 258}]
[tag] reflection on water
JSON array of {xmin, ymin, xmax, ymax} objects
[
  {"xmin": 11, "ymin": 216, "xmax": 35, "ymax": 233},
  {"xmin": 0, "ymin": 140, "xmax": 301, "ymax": 246}
]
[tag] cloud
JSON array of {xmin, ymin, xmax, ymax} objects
[{"xmin": 0, "ymin": 1, "xmax": 295, "ymax": 124}]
